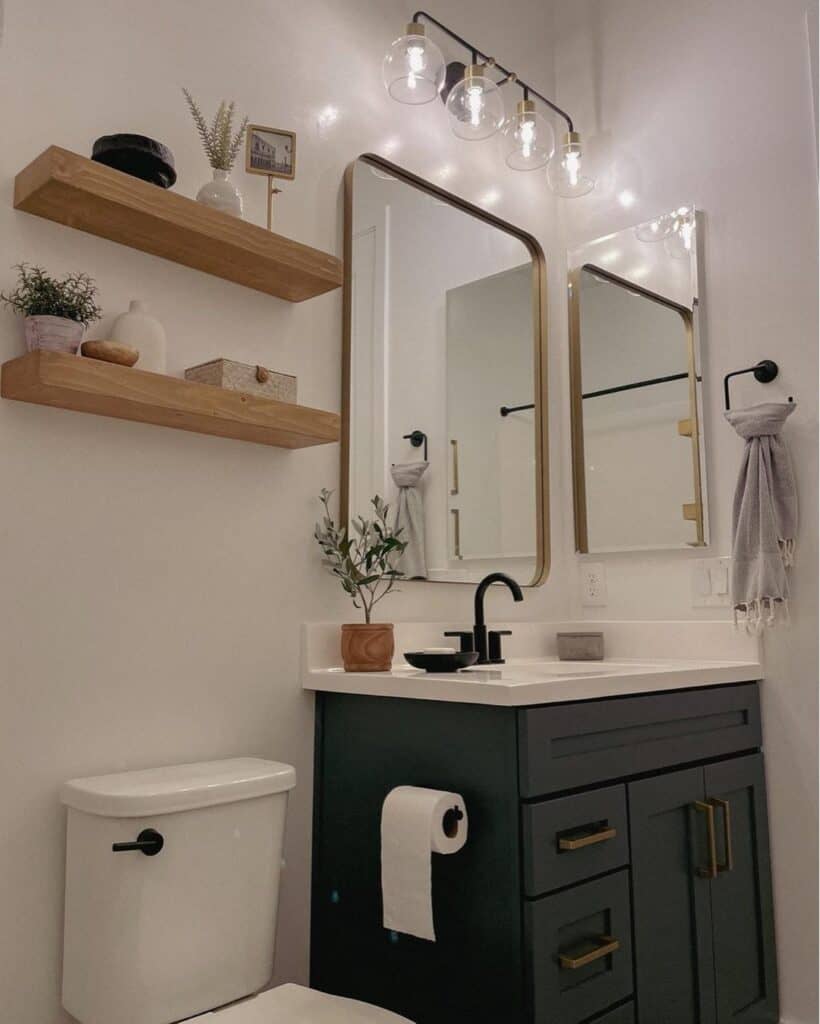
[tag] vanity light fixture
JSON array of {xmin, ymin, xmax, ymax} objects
[
  {"xmin": 446, "ymin": 63, "xmax": 506, "ymax": 141},
  {"xmin": 383, "ymin": 11, "xmax": 595, "ymax": 196},
  {"xmin": 502, "ymin": 99, "xmax": 555, "ymax": 170},
  {"xmin": 382, "ymin": 21, "xmax": 446, "ymax": 104},
  {"xmin": 635, "ymin": 206, "xmax": 695, "ymax": 253},
  {"xmin": 546, "ymin": 132, "xmax": 595, "ymax": 197}
]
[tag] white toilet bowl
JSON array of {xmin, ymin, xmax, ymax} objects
[{"xmin": 209, "ymin": 984, "xmax": 411, "ymax": 1023}]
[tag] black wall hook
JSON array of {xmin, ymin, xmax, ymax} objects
[{"xmin": 723, "ymin": 359, "xmax": 785, "ymax": 410}]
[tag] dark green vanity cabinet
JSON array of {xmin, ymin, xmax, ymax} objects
[{"xmin": 310, "ymin": 682, "xmax": 778, "ymax": 1024}]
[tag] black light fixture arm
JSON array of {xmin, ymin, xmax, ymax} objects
[{"xmin": 411, "ymin": 9, "xmax": 575, "ymax": 132}]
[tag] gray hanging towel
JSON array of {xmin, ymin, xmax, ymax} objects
[
  {"xmin": 390, "ymin": 461, "xmax": 429, "ymax": 579},
  {"xmin": 725, "ymin": 401, "xmax": 797, "ymax": 632}
]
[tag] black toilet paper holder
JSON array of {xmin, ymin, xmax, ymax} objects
[{"xmin": 442, "ymin": 806, "xmax": 464, "ymax": 837}]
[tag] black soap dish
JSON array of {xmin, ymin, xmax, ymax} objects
[
  {"xmin": 91, "ymin": 134, "xmax": 177, "ymax": 188},
  {"xmin": 404, "ymin": 651, "xmax": 480, "ymax": 673}
]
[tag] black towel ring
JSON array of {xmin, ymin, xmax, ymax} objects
[{"xmin": 723, "ymin": 360, "xmax": 793, "ymax": 411}]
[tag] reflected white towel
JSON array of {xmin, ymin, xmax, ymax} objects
[{"xmin": 390, "ymin": 461, "xmax": 429, "ymax": 579}]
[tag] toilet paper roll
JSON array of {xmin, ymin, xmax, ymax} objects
[{"xmin": 381, "ymin": 785, "xmax": 468, "ymax": 942}]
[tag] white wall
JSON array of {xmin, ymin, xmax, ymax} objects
[
  {"xmin": 0, "ymin": 2, "xmax": 565, "ymax": 1023},
  {"xmin": 1, "ymin": 2, "xmax": 815, "ymax": 1023},
  {"xmin": 552, "ymin": 1, "xmax": 819, "ymax": 1020}
]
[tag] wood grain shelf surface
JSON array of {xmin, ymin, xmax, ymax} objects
[
  {"xmin": 1, "ymin": 351, "xmax": 341, "ymax": 449},
  {"xmin": 14, "ymin": 146, "xmax": 342, "ymax": 302}
]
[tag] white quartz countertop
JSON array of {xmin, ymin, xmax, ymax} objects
[
  {"xmin": 302, "ymin": 621, "xmax": 762, "ymax": 707},
  {"xmin": 304, "ymin": 658, "xmax": 762, "ymax": 707}
]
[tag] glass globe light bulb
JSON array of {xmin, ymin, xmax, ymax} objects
[
  {"xmin": 502, "ymin": 100, "xmax": 555, "ymax": 171},
  {"xmin": 663, "ymin": 208, "xmax": 695, "ymax": 258},
  {"xmin": 382, "ymin": 22, "xmax": 445, "ymax": 105},
  {"xmin": 635, "ymin": 211, "xmax": 678, "ymax": 243},
  {"xmin": 547, "ymin": 132, "xmax": 595, "ymax": 197},
  {"xmin": 445, "ymin": 65, "xmax": 506, "ymax": 141}
]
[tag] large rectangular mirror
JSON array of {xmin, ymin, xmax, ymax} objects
[
  {"xmin": 342, "ymin": 154, "xmax": 549, "ymax": 585},
  {"xmin": 569, "ymin": 209, "xmax": 708, "ymax": 552}
]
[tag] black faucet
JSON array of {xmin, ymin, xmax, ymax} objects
[{"xmin": 446, "ymin": 572, "xmax": 524, "ymax": 665}]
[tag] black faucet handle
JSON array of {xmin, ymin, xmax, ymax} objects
[
  {"xmin": 488, "ymin": 630, "xmax": 513, "ymax": 664},
  {"xmin": 444, "ymin": 630, "xmax": 475, "ymax": 653}
]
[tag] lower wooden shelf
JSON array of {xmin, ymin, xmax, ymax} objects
[{"xmin": 1, "ymin": 350, "xmax": 340, "ymax": 449}]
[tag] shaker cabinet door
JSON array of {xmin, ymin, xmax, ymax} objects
[
  {"xmin": 704, "ymin": 754, "xmax": 779, "ymax": 1023},
  {"xmin": 629, "ymin": 767, "xmax": 716, "ymax": 1024}
]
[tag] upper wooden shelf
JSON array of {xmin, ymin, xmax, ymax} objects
[
  {"xmin": 1, "ymin": 351, "xmax": 340, "ymax": 449},
  {"xmin": 14, "ymin": 147, "xmax": 343, "ymax": 302}
]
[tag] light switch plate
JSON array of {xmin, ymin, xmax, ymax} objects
[
  {"xmin": 580, "ymin": 562, "xmax": 607, "ymax": 606},
  {"xmin": 691, "ymin": 557, "xmax": 732, "ymax": 607}
]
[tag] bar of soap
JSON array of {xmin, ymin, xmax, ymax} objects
[{"xmin": 421, "ymin": 647, "xmax": 456, "ymax": 654}]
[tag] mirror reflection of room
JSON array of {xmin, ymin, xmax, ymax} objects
[
  {"xmin": 569, "ymin": 209, "xmax": 707, "ymax": 553},
  {"xmin": 346, "ymin": 156, "xmax": 546, "ymax": 585}
]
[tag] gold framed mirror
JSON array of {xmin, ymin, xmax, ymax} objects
[
  {"xmin": 569, "ymin": 209, "xmax": 708, "ymax": 552},
  {"xmin": 341, "ymin": 154, "xmax": 549, "ymax": 585}
]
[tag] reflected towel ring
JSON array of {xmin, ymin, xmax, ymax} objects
[{"xmin": 402, "ymin": 429, "xmax": 428, "ymax": 461}]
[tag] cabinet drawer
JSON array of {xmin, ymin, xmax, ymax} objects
[
  {"xmin": 525, "ymin": 870, "xmax": 633, "ymax": 1024},
  {"xmin": 518, "ymin": 683, "xmax": 761, "ymax": 798},
  {"xmin": 523, "ymin": 785, "xmax": 629, "ymax": 896}
]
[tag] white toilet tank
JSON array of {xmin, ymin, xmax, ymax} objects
[{"xmin": 60, "ymin": 758, "xmax": 296, "ymax": 1024}]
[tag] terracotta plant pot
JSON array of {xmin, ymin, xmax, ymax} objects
[
  {"xmin": 341, "ymin": 623, "xmax": 394, "ymax": 672},
  {"xmin": 24, "ymin": 315, "xmax": 84, "ymax": 354}
]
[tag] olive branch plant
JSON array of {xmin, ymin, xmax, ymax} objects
[
  {"xmin": 314, "ymin": 489, "xmax": 407, "ymax": 624},
  {"xmin": 182, "ymin": 88, "xmax": 249, "ymax": 171}
]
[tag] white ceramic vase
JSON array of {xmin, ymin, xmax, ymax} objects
[
  {"xmin": 24, "ymin": 315, "xmax": 84, "ymax": 354},
  {"xmin": 111, "ymin": 300, "xmax": 166, "ymax": 374},
  {"xmin": 196, "ymin": 169, "xmax": 243, "ymax": 218}
]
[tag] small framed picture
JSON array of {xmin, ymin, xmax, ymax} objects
[{"xmin": 245, "ymin": 124, "xmax": 296, "ymax": 180}]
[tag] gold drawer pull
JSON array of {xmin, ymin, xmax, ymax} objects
[
  {"xmin": 559, "ymin": 935, "xmax": 620, "ymax": 970},
  {"xmin": 711, "ymin": 797, "xmax": 734, "ymax": 873},
  {"xmin": 694, "ymin": 800, "xmax": 718, "ymax": 879},
  {"xmin": 558, "ymin": 826, "xmax": 617, "ymax": 851}
]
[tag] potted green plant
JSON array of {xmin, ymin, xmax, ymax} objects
[
  {"xmin": 314, "ymin": 489, "xmax": 407, "ymax": 672},
  {"xmin": 1, "ymin": 263, "xmax": 102, "ymax": 354}
]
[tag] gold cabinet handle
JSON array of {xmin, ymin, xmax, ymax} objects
[
  {"xmin": 559, "ymin": 935, "xmax": 620, "ymax": 970},
  {"xmin": 558, "ymin": 826, "xmax": 617, "ymax": 851},
  {"xmin": 694, "ymin": 800, "xmax": 718, "ymax": 879},
  {"xmin": 450, "ymin": 508, "xmax": 462, "ymax": 560},
  {"xmin": 710, "ymin": 797, "xmax": 734, "ymax": 873},
  {"xmin": 450, "ymin": 439, "xmax": 459, "ymax": 496}
]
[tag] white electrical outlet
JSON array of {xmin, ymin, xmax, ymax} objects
[
  {"xmin": 691, "ymin": 557, "xmax": 732, "ymax": 607},
  {"xmin": 581, "ymin": 562, "xmax": 607, "ymax": 606}
]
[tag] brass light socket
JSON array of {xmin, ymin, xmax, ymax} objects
[
  {"xmin": 517, "ymin": 99, "xmax": 537, "ymax": 116},
  {"xmin": 406, "ymin": 21, "xmax": 425, "ymax": 36}
]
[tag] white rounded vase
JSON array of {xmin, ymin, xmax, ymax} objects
[
  {"xmin": 111, "ymin": 300, "xmax": 166, "ymax": 374},
  {"xmin": 24, "ymin": 315, "xmax": 84, "ymax": 354},
  {"xmin": 196, "ymin": 169, "xmax": 243, "ymax": 218}
]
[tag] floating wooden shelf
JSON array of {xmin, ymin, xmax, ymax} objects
[
  {"xmin": 14, "ymin": 147, "xmax": 342, "ymax": 302},
  {"xmin": 1, "ymin": 351, "xmax": 340, "ymax": 449}
]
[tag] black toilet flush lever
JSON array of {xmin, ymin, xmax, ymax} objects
[{"xmin": 112, "ymin": 828, "xmax": 164, "ymax": 856}]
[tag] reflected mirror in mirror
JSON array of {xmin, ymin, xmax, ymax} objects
[
  {"xmin": 568, "ymin": 208, "xmax": 708, "ymax": 552},
  {"xmin": 342, "ymin": 155, "xmax": 548, "ymax": 585}
]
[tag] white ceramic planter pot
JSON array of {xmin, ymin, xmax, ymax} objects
[
  {"xmin": 24, "ymin": 315, "xmax": 84, "ymax": 354},
  {"xmin": 196, "ymin": 169, "xmax": 243, "ymax": 218}
]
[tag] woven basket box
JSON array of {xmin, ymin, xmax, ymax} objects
[{"xmin": 185, "ymin": 358, "xmax": 297, "ymax": 403}]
